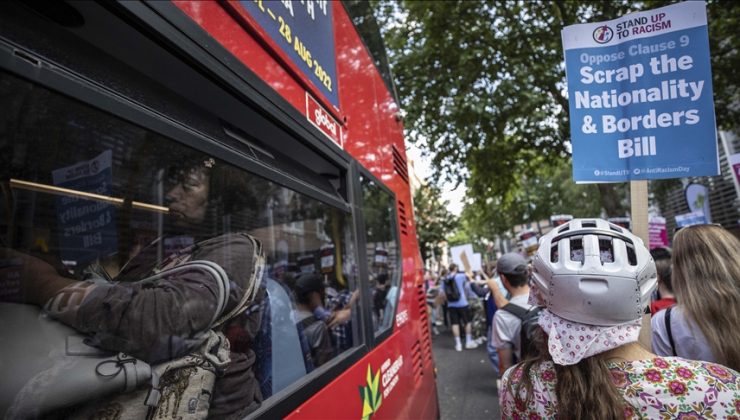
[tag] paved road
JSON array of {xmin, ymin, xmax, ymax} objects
[{"xmin": 432, "ymin": 326, "xmax": 501, "ymax": 419}]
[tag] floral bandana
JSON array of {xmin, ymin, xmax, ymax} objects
[{"xmin": 537, "ymin": 309, "xmax": 642, "ymax": 366}]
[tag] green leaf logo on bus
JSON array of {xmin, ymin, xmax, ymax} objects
[{"xmin": 359, "ymin": 365, "xmax": 382, "ymax": 419}]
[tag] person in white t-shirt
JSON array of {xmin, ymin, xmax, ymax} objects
[{"xmin": 492, "ymin": 252, "xmax": 532, "ymax": 374}]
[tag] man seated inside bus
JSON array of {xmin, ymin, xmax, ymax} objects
[{"xmin": 0, "ymin": 154, "xmax": 265, "ymax": 417}]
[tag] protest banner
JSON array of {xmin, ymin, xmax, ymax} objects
[
  {"xmin": 676, "ymin": 211, "xmax": 707, "ymax": 228},
  {"xmin": 518, "ymin": 230, "xmax": 538, "ymax": 257},
  {"xmin": 52, "ymin": 150, "xmax": 117, "ymax": 266},
  {"xmin": 720, "ymin": 131, "xmax": 740, "ymax": 202},
  {"xmin": 562, "ymin": 2, "xmax": 717, "ymax": 243},
  {"xmin": 450, "ymin": 244, "xmax": 474, "ymax": 270},
  {"xmin": 471, "ymin": 253, "xmax": 482, "ymax": 273},
  {"xmin": 459, "ymin": 251, "xmax": 473, "ymax": 276},
  {"xmin": 648, "ymin": 216, "xmax": 669, "ymax": 249},
  {"xmin": 562, "ymin": 1, "xmax": 718, "ymax": 183},
  {"xmin": 607, "ymin": 216, "xmax": 632, "ymax": 231},
  {"xmin": 685, "ymin": 183, "xmax": 712, "ymax": 223},
  {"xmin": 730, "ymin": 152, "xmax": 740, "ymax": 198},
  {"xmin": 456, "ymin": 250, "xmax": 483, "ymax": 278},
  {"xmin": 550, "ymin": 214, "xmax": 573, "ymax": 227}
]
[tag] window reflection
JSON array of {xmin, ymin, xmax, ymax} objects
[
  {"xmin": 0, "ymin": 70, "xmax": 358, "ymax": 417},
  {"xmin": 360, "ymin": 176, "xmax": 401, "ymax": 335}
]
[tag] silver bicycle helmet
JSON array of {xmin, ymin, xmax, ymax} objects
[{"xmin": 531, "ymin": 218, "xmax": 657, "ymax": 326}]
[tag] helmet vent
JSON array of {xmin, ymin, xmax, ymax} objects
[
  {"xmin": 609, "ymin": 224, "xmax": 623, "ymax": 233},
  {"xmin": 570, "ymin": 238, "xmax": 584, "ymax": 263},
  {"xmin": 582, "ymin": 221, "xmax": 597, "ymax": 228},
  {"xmin": 625, "ymin": 243, "xmax": 638, "ymax": 266},
  {"xmin": 551, "ymin": 244, "xmax": 559, "ymax": 263},
  {"xmin": 558, "ymin": 225, "xmax": 570, "ymax": 233},
  {"xmin": 598, "ymin": 237, "xmax": 614, "ymax": 263}
]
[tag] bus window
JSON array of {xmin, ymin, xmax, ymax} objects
[
  {"xmin": 0, "ymin": 70, "xmax": 359, "ymax": 417},
  {"xmin": 360, "ymin": 175, "xmax": 400, "ymax": 336}
]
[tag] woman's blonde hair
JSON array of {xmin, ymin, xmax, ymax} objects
[{"xmin": 672, "ymin": 224, "xmax": 740, "ymax": 370}]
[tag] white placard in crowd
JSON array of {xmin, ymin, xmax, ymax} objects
[
  {"xmin": 471, "ymin": 253, "xmax": 483, "ymax": 273},
  {"xmin": 450, "ymin": 244, "xmax": 474, "ymax": 269}
]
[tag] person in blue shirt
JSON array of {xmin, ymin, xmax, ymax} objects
[
  {"xmin": 471, "ymin": 267, "xmax": 505, "ymax": 376},
  {"xmin": 446, "ymin": 263, "xmax": 478, "ymax": 351}
]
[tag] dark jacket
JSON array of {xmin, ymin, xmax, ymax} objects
[{"xmin": 67, "ymin": 233, "xmax": 265, "ymax": 417}]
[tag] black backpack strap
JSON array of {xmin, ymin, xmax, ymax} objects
[
  {"xmin": 299, "ymin": 314, "xmax": 318, "ymax": 332},
  {"xmin": 502, "ymin": 303, "xmax": 529, "ymax": 320},
  {"xmin": 665, "ymin": 306, "xmax": 677, "ymax": 356}
]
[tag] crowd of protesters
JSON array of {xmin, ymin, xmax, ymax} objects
[
  {"xmin": 428, "ymin": 220, "xmax": 740, "ymax": 419},
  {"xmin": 424, "ymin": 266, "xmax": 491, "ymax": 349}
]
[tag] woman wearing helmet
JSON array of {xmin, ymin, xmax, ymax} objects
[
  {"xmin": 651, "ymin": 224, "xmax": 740, "ymax": 370},
  {"xmin": 499, "ymin": 219, "xmax": 740, "ymax": 419}
]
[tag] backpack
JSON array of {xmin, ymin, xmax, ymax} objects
[
  {"xmin": 501, "ymin": 303, "xmax": 542, "ymax": 360},
  {"xmin": 444, "ymin": 274, "xmax": 461, "ymax": 302}
]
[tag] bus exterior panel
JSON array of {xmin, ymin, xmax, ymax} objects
[
  {"xmin": 169, "ymin": 2, "xmax": 434, "ymax": 417},
  {"xmin": 0, "ymin": 0, "xmax": 436, "ymax": 419}
]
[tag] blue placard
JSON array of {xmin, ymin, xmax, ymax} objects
[
  {"xmin": 52, "ymin": 150, "xmax": 117, "ymax": 266},
  {"xmin": 562, "ymin": 2, "xmax": 719, "ymax": 183},
  {"xmin": 239, "ymin": 0, "xmax": 339, "ymax": 109},
  {"xmin": 675, "ymin": 211, "xmax": 707, "ymax": 227}
]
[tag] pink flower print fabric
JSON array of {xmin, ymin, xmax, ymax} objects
[
  {"xmin": 500, "ymin": 357, "xmax": 740, "ymax": 419},
  {"xmin": 537, "ymin": 309, "xmax": 641, "ymax": 365}
]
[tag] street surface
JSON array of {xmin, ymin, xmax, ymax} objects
[{"xmin": 432, "ymin": 326, "xmax": 501, "ymax": 419}]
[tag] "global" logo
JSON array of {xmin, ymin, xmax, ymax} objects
[{"xmin": 306, "ymin": 93, "xmax": 343, "ymax": 148}]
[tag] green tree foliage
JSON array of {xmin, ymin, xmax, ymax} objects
[
  {"xmin": 645, "ymin": 0, "xmax": 740, "ymax": 213},
  {"xmin": 547, "ymin": 163, "xmax": 612, "ymax": 219},
  {"xmin": 463, "ymin": 158, "xmax": 608, "ymax": 235},
  {"xmin": 376, "ymin": 1, "xmax": 634, "ymax": 213},
  {"xmin": 694, "ymin": 0, "xmax": 740, "ymax": 130},
  {"xmin": 375, "ymin": 0, "xmax": 738, "ymax": 233},
  {"xmin": 362, "ymin": 180, "xmax": 395, "ymax": 244},
  {"xmin": 412, "ymin": 183, "xmax": 457, "ymax": 261}
]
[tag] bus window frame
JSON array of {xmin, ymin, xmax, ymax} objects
[
  {"xmin": 0, "ymin": 5, "xmax": 377, "ymax": 416},
  {"xmin": 115, "ymin": 0, "xmax": 405, "ymax": 349},
  {"xmin": 355, "ymin": 166, "xmax": 403, "ymax": 345},
  {"xmin": 0, "ymin": 33, "xmax": 348, "ymax": 214}
]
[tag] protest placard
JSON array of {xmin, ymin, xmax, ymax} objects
[
  {"xmin": 562, "ymin": 2, "xmax": 718, "ymax": 183},
  {"xmin": 685, "ymin": 183, "xmax": 712, "ymax": 223},
  {"xmin": 52, "ymin": 150, "xmax": 117, "ymax": 265},
  {"xmin": 648, "ymin": 216, "xmax": 669, "ymax": 249},
  {"xmin": 676, "ymin": 211, "xmax": 707, "ymax": 228},
  {"xmin": 471, "ymin": 253, "xmax": 482, "ymax": 273},
  {"xmin": 720, "ymin": 131, "xmax": 740, "ymax": 201},
  {"xmin": 550, "ymin": 214, "xmax": 573, "ymax": 227},
  {"xmin": 730, "ymin": 152, "xmax": 740, "ymax": 197},
  {"xmin": 450, "ymin": 244, "xmax": 474, "ymax": 269}
]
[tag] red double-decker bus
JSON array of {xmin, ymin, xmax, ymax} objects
[{"xmin": 0, "ymin": 1, "xmax": 437, "ymax": 418}]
